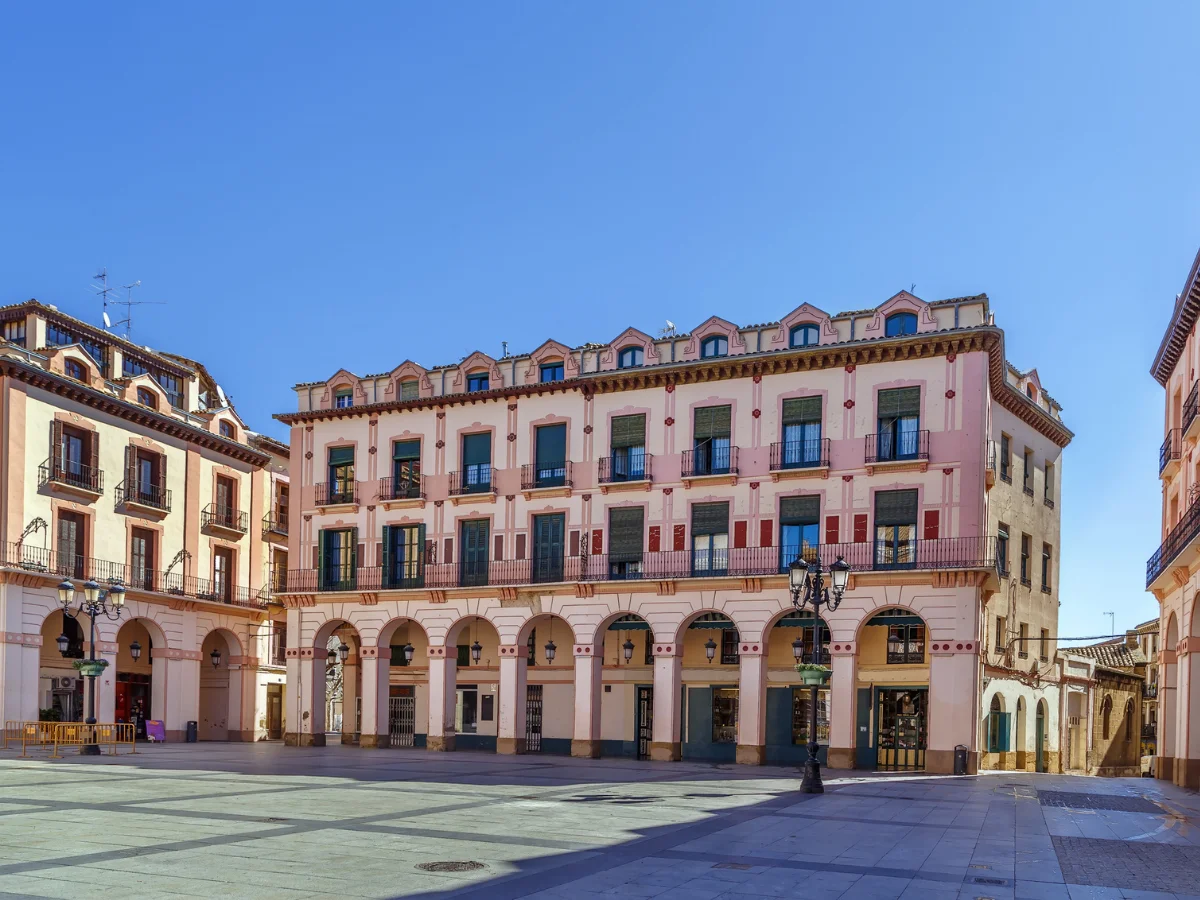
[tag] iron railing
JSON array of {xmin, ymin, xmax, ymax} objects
[
  {"xmin": 39, "ymin": 459, "xmax": 103, "ymax": 495},
  {"xmin": 769, "ymin": 438, "xmax": 830, "ymax": 471},
  {"xmin": 1147, "ymin": 495, "xmax": 1200, "ymax": 586},
  {"xmin": 315, "ymin": 481, "xmax": 358, "ymax": 506},
  {"xmin": 521, "ymin": 461, "xmax": 573, "ymax": 491},
  {"xmin": 1186, "ymin": 381, "xmax": 1198, "ymax": 434},
  {"xmin": 201, "ymin": 504, "xmax": 247, "ymax": 534},
  {"xmin": 1160, "ymin": 429, "xmax": 1181, "ymax": 474},
  {"xmin": 378, "ymin": 475, "xmax": 424, "ymax": 502},
  {"xmin": 865, "ymin": 430, "xmax": 930, "ymax": 464},
  {"xmin": 0, "ymin": 542, "xmax": 263, "ymax": 608},
  {"xmin": 449, "ymin": 466, "xmax": 494, "ymax": 496},
  {"xmin": 287, "ymin": 535, "xmax": 997, "ymax": 593},
  {"xmin": 1144, "ymin": 683, "xmax": 1158, "ymax": 700},
  {"xmin": 115, "ymin": 480, "xmax": 171, "ymax": 513},
  {"xmin": 597, "ymin": 452, "xmax": 652, "ymax": 484},
  {"xmin": 682, "ymin": 445, "xmax": 739, "ymax": 478},
  {"xmin": 263, "ymin": 509, "xmax": 289, "ymax": 536}
]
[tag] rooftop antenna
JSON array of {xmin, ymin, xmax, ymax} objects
[
  {"xmin": 92, "ymin": 272, "xmax": 165, "ymax": 339},
  {"xmin": 910, "ymin": 283, "xmax": 917, "ymax": 293},
  {"xmin": 1103, "ymin": 611, "xmax": 1115, "ymax": 636},
  {"xmin": 501, "ymin": 341, "xmax": 509, "ymax": 358},
  {"xmin": 659, "ymin": 320, "xmax": 677, "ymax": 339}
]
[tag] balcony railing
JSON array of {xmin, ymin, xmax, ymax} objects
[
  {"xmin": 865, "ymin": 430, "xmax": 930, "ymax": 464},
  {"xmin": 598, "ymin": 452, "xmax": 652, "ymax": 484},
  {"xmin": 263, "ymin": 509, "xmax": 289, "ymax": 536},
  {"xmin": 1160, "ymin": 429, "xmax": 1181, "ymax": 474},
  {"xmin": 39, "ymin": 459, "xmax": 103, "ymax": 495},
  {"xmin": 286, "ymin": 535, "xmax": 997, "ymax": 594},
  {"xmin": 449, "ymin": 466, "xmax": 494, "ymax": 496},
  {"xmin": 1147, "ymin": 496, "xmax": 1200, "ymax": 586},
  {"xmin": 769, "ymin": 438, "xmax": 831, "ymax": 471},
  {"xmin": 378, "ymin": 475, "xmax": 424, "ymax": 502},
  {"xmin": 1186, "ymin": 381, "xmax": 1198, "ymax": 434},
  {"xmin": 1144, "ymin": 683, "xmax": 1159, "ymax": 700},
  {"xmin": 682, "ymin": 445, "xmax": 739, "ymax": 478},
  {"xmin": 315, "ymin": 481, "xmax": 358, "ymax": 506},
  {"xmin": 201, "ymin": 504, "xmax": 248, "ymax": 534},
  {"xmin": 1, "ymin": 542, "xmax": 264, "ymax": 608},
  {"xmin": 115, "ymin": 480, "xmax": 171, "ymax": 513},
  {"xmin": 521, "ymin": 461, "xmax": 573, "ymax": 491}
]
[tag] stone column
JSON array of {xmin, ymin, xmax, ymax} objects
[
  {"xmin": 225, "ymin": 660, "xmax": 247, "ymax": 741},
  {"xmin": 0, "ymin": 628, "xmax": 41, "ymax": 725},
  {"xmin": 94, "ymin": 640, "xmax": 118, "ymax": 723},
  {"xmin": 926, "ymin": 642, "xmax": 980, "ymax": 775},
  {"xmin": 736, "ymin": 643, "xmax": 767, "ymax": 765},
  {"xmin": 651, "ymin": 642, "xmax": 682, "ymax": 761},
  {"xmin": 285, "ymin": 647, "xmax": 324, "ymax": 747},
  {"xmin": 151, "ymin": 648, "xmax": 202, "ymax": 742},
  {"xmin": 358, "ymin": 648, "xmax": 390, "ymax": 748},
  {"xmin": 497, "ymin": 645, "xmax": 528, "ymax": 754},
  {"xmin": 426, "ymin": 646, "xmax": 457, "ymax": 751},
  {"xmin": 571, "ymin": 643, "xmax": 602, "ymax": 758},
  {"xmin": 1159, "ymin": 651, "xmax": 1177, "ymax": 782},
  {"xmin": 827, "ymin": 644, "xmax": 857, "ymax": 770},
  {"xmin": 340, "ymin": 645, "xmax": 359, "ymax": 745},
  {"xmin": 1184, "ymin": 649, "xmax": 1200, "ymax": 789}
]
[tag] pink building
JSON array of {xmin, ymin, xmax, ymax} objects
[{"xmin": 278, "ymin": 291, "xmax": 1069, "ymax": 774}]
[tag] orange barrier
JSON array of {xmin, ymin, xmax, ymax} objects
[{"xmin": 1, "ymin": 721, "xmax": 137, "ymax": 756}]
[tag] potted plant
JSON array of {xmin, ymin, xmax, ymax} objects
[
  {"xmin": 72, "ymin": 658, "xmax": 109, "ymax": 678},
  {"xmin": 795, "ymin": 663, "xmax": 831, "ymax": 685}
]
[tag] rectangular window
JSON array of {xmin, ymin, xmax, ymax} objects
[
  {"xmin": 1018, "ymin": 622, "xmax": 1029, "ymax": 659},
  {"xmin": 213, "ymin": 546, "xmax": 234, "ymax": 603},
  {"xmin": 461, "ymin": 433, "xmax": 492, "ymax": 493},
  {"xmin": 1020, "ymin": 534, "xmax": 1031, "ymax": 585},
  {"xmin": 467, "ymin": 373, "xmax": 489, "ymax": 392},
  {"xmin": 999, "ymin": 434, "xmax": 1011, "ymax": 481},
  {"xmin": 391, "ymin": 440, "xmax": 420, "ymax": 498},
  {"xmin": 780, "ymin": 396, "xmax": 822, "ymax": 467},
  {"xmin": 609, "ymin": 414, "xmax": 646, "ymax": 481},
  {"xmin": 2, "ymin": 319, "xmax": 26, "ymax": 346},
  {"xmin": 382, "ymin": 523, "xmax": 425, "ymax": 589},
  {"xmin": 1040, "ymin": 628, "xmax": 1049, "ymax": 661},
  {"xmin": 56, "ymin": 510, "xmax": 87, "ymax": 580},
  {"xmin": 1023, "ymin": 449, "xmax": 1034, "ymax": 495},
  {"xmin": 400, "ymin": 380, "xmax": 419, "ymax": 401},
  {"xmin": 334, "ymin": 388, "xmax": 353, "ymax": 408},
  {"xmin": 691, "ymin": 502, "xmax": 729, "ymax": 575},
  {"xmin": 609, "ymin": 507, "xmax": 644, "ymax": 580},
  {"xmin": 1041, "ymin": 543, "xmax": 1052, "ymax": 592},
  {"xmin": 997, "ymin": 523, "xmax": 1009, "ymax": 575},
  {"xmin": 327, "ymin": 447, "xmax": 355, "ymax": 503},
  {"xmin": 531, "ymin": 513, "xmax": 565, "ymax": 584},
  {"xmin": 154, "ymin": 371, "xmax": 183, "ymax": 408},
  {"xmin": 215, "ymin": 475, "xmax": 237, "ymax": 524},
  {"xmin": 534, "ymin": 423, "xmax": 567, "ymax": 487},
  {"xmin": 455, "ymin": 686, "xmax": 478, "ymax": 732},
  {"xmin": 692, "ymin": 405, "xmax": 732, "ymax": 475},
  {"xmin": 320, "ymin": 528, "xmax": 357, "ymax": 591},
  {"xmin": 995, "ymin": 616, "xmax": 1006, "ymax": 652},
  {"xmin": 886, "ymin": 622, "xmax": 925, "ymax": 664},
  {"xmin": 1045, "ymin": 462, "xmax": 1054, "ymax": 504},
  {"xmin": 874, "ymin": 490, "xmax": 917, "ymax": 569},
  {"xmin": 460, "ymin": 519, "xmax": 490, "ymax": 587},
  {"xmin": 779, "ymin": 495, "xmax": 819, "ymax": 571},
  {"xmin": 876, "ymin": 387, "xmax": 921, "ymax": 461},
  {"xmin": 792, "ymin": 687, "xmax": 830, "ymax": 745},
  {"xmin": 720, "ymin": 628, "xmax": 739, "ymax": 665},
  {"xmin": 539, "ymin": 362, "xmax": 564, "ymax": 383},
  {"xmin": 456, "ymin": 646, "xmax": 471, "ymax": 667},
  {"xmin": 271, "ymin": 623, "xmax": 287, "ymax": 666},
  {"xmin": 130, "ymin": 526, "xmax": 155, "ymax": 591},
  {"xmin": 711, "ymin": 688, "xmax": 738, "ymax": 744}
]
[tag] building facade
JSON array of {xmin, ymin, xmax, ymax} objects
[
  {"xmin": 1059, "ymin": 640, "xmax": 1147, "ymax": 776},
  {"xmin": 0, "ymin": 300, "xmax": 289, "ymax": 742},
  {"xmin": 278, "ymin": 291, "xmax": 1071, "ymax": 773}
]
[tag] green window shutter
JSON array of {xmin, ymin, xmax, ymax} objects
[
  {"xmin": 694, "ymin": 405, "xmax": 732, "ymax": 440},
  {"xmin": 350, "ymin": 527, "xmax": 359, "ymax": 570},
  {"xmin": 317, "ymin": 530, "xmax": 327, "ymax": 580},
  {"xmin": 535, "ymin": 424, "xmax": 566, "ymax": 465},
  {"xmin": 416, "ymin": 523, "xmax": 426, "ymax": 579},
  {"xmin": 874, "ymin": 490, "xmax": 918, "ymax": 526},
  {"xmin": 877, "ymin": 387, "xmax": 920, "ymax": 419},
  {"xmin": 779, "ymin": 496, "xmax": 820, "ymax": 525},
  {"xmin": 462, "ymin": 433, "xmax": 491, "ymax": 466},
  {"xmin": 328, "ymin": 446, "xmax": 355, "ymax": 466},
  {"xmin": 691, "ymin": 502, "xmax": 730, "ymax": 536},
  {"xmin": 456, "ymin": 645, "xmax": 470, "ymax": 666},
  {"xmin": 381, "ymin": 525, "xmax": 392, "ymax": 586},
  {"xmin": 609, "ymin": 507, "xmax": 644, "ymax": 555},
  {"xmin": 399, "ymin": 381, "xmax": 419, "ymax": 401},
  {"xmin": 610, "ymin": 414, "xmax": 646, "ymax": 449},
  {"xmin": 781, "ymin": 397, "xmax": 821, "ymax": 425},
  {"xmin": 393, "ymin": 440, "xmax": 420, "ymax": 460}
]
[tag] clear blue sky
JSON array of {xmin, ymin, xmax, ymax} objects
[{"xmin": 2, "ymin": 4, "xmax": 1197, "ymax": 639}]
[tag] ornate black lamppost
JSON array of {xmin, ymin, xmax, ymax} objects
[
  {"xmin": 788, "ymin": 555, "xmax": 850, "ymax": 793},
  {"xmin": 56, "ymin": 578, "xmax": 126, "ymax": 756}
]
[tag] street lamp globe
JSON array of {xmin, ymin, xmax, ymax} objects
[
  {"xmin": 83, "ymin": 580, "xmax": 101, "ymax": 605},
  {"xmin": 788, "ymin": 558, "xmax": 809, "ymax": 593},
  {"xmin": 544, "ymin": 639, "xmax": 556, "ymax": 664},
  {"xmin": 792, "ymin": 635, "xmax": 804, "ymax": 663},
  {"xmin": 130, "ymin": 640, "xmax": 142, "ymax": 662},
  {"xmin": 108, "ymin": 583, "xmax": 126, "ymax": 609},
  {"xmin": 56, "ymin": 632, "xmax": 70, "ymax": 656},
  {"xmin": 622, "ymin": 638, "xmax": 634, "ymax": 663},
  {"xmin": 57, "ymin": 580, "xmax": 74, "ymax": 607},
  {"xmin": 338, "ymin": 642, "xmax": 350, "ymax": 664},
  {"xmin": 210, "ymin": 648, "xmax": 222, "ymax": 668},
  {"xmin": 403, "ymin": 643, "xmax": 414, "ymax": 664},
  {"xmin": 470, "ymin": 640, "xmax": 482, "ymax": 664},
  {"xmin": 704, "ymin": 637, "xmax": 717, "ymax": 663},
  {"xmin": 829, "ymin": 556, "xmax": 851, "ymax": 596}
]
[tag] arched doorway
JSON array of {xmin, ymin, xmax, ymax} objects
[
  {"xmin": 986, "ymin": 694, "xmax": 1008, "ymax": 767},
  {"xmin": 114, "ymin": 619, "xmax": 160, "ymax": 740},
  {"xmin": 198, "ymin": 629, "xmax": 241, "ymax": 741},
  {"xmin": 596, "ymin": 613, "xmax": 652, "ymax": 759},
  {"xmin": 763, "ymin": 610, "xmax": 830, "ymax": 766},
  {"xmin": 1066, "ymin": 690, "xmax": 1087, "ymax": 770},
  {"xmin": 39, "ymin": 610, "xmax": 84, "ymax": 722},
  {"xmin": 1015, "ymin": 697, "xmax": 1027, "ymax": 771},
  {"xmin": 678, "ymin": 611, "xmax": 742, "ymax": 763},
  {"xmin": 304, "ymin": 619, "xmax": 363, "ymax": 746},
  {"xmin": 855, "ymin": 607, "xmax": 929, "ymax": 771},
  {"xmin": 443, "ymin": 616, "xmax": 501, "ymax": 752},
  {"xmin": 516, "ymin": 613, "xmax": 575, "ymax": 755},
  {"xmin": 1035, "ymin": 700, "xmax": 1047, "ymax": 773},
  {"xmin": 375, "ymin": 618, "xmax": 431, "ymax": 749}
]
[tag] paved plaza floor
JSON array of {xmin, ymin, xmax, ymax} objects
[{"xmin": 1, "ymin": 744, "xmax": 1200, "ymax": 899}]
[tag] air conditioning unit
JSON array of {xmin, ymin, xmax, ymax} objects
[{"xmin": 53, "ymin": 676, "xmax": 77, "ymax": 691}]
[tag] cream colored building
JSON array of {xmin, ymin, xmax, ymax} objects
[{"xmin": 0, "ymin": 300, "xmax": 288, "ymax": 742}]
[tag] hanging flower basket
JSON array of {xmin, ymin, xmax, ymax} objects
[
  {"xmin": 73, "ymin": 659, "xmax": 109, "ymax": 678},
  {"xmin": 795, "ymin": 663, "xmax": 831, "ymax": 685}
]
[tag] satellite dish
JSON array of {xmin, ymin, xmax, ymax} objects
[
  {"xmin": 665, "ymin": 320, "xmax": 675, "ymax": 331},
  {"xmin": 102, "ymin": 311, "xmax": 111, "ymax": 328}
]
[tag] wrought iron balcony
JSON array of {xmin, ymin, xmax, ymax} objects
[
  {"xmin": 769, "ymin": 438, "xmax": 830, "ymax": 471},
  {"xmin": 449, "ymin": 466, "xmax": 494, "ymax": 496},
  {"xmin": 1186, "ymin": 382, "xmax": 1199, "ymax": 436},
  {"xmin": 1144, "ymin": 682, "xmax": 1158, "ymax": 700},
  {"xmin": 263, "ymin": 509, "xmax": 288, "ymax": 537},
  {"xmin": 315, "ymin": 481, "xmax": 358, "ymax": 506},
  {"xmin": 682, "ymin": 445, "xmax": 739, "ymax": 478},
  {"xmin": 598, "ymin": 452, "xmax": 652, "ymax": 484},
  {"xmin": 521, "ymin": 461, "xmax": 573, "ymax": 491},
  {"xmin": 378, "ymin": 475, "xmax": 424, "ymax": 502},
  {"xmin": 1160, "ymin": 429, "xmax": 1182, "ymax": 475},
  {"xmin": 201, "ymin": 504, "xmax": 247, "ymax": 535},
  {"xmin": 39, "ymin": 459, "xmax": 103, "ymax": 496},
  {"xmin": 115, "ymin": 480, "xmax": 171, "ymax": 513},
  {"xmin": 865, "ymin": 431, "xmax": 929, "ymax": 464}
]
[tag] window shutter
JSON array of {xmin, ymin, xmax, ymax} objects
[
  {"xmin": 874, "ymin": 490, "xmax": 919, "ymax": 526},
  {"xmin": 610, "ymin": 414, "xmax": 646, "ymax": 449},
  {"xmin": 923, "ymin": 510, "xmax": 940, "ymax": 540},
  {"xmin": 733, "ymin": 520, "xmax": 747, "ymax": 549},
  {"xmin": 609, "ymin": 508, "xmax": 644, "ymax": 556},
  {"xmin": 516, "ymin": 533, "xmax": 527, "ymax": 560},
  {"xmin": 125, "ymin": 446, "xmax": 135, "ymax": 489},
  {"xmin": 759, "ymin": 519, "xmax": 773, "ymax": 547},
  {"xmin": 375, "ymin": 541, "xmax": 383, "ymax": 567},
  {"xmin": 381, "ymin": 526, "xmax": 392, "ymax": 583},
  {"xmin": 462, "ymin": 433, "xmax": 490, "ymax": 466},
  {"xmin": 673, "ymin": 524, "xmax": 686, "ymax": 551},
  {"xmin": 400, "ymin": 381, "xmax": 419, "ymax": 401},
  {"xmin": 493, "ymin": 534, "xmax": 503, "ymax": 561},
  {"xmin": 393, "ymin": 440, "xmax": 420, "ymax": 460},
  {"xmin": 592, "ymin": 529, "xmax": 603, "ymax": 555},
  {"xmin": 443, "ymin": 537, "xmax": 453, "ymax": 564},
  {"xmin": 416, "ymin": 524, "xmax": 426, "ymax": 577},
  {"xmin": 648, "ymin": 525, "xmax": 660, "ymax": 552},
  {"xmin": 691, "ymin": 502, "xmax": 729, "ymax": 536},
  {"xmin": 825, "ymin": 515, "xmax": 839, "ymax": 545},
  {"xmin": 316, "ymin": 534, "xmax": 325, "ymax": 575},
  {"xmin": 781, "ymin": 396, "xmax": 821, "ymax": 425},
  {"xmin": 693, "ymin": 405, "xmax": 732, "ymax": 440},
  {"xmin": 569, "ymin": 530, "xmax": 579, "ymax": 557},
  {"xmin": 158, "ymin": 451, "xmax": 168, "ymax": 498},
  {"xmin": 877, "ymin": 387, "xmax": 920, "ymax": 418},
  {"xmin": 88, "ymin": 430, "xmax": 98, "ymax": 474},
  {"xmin": 779, "ymin": 496, "xmax": 820, "ymax": 525},
  {"xmin": 328, "ymin": 446, "xmax": 355, "ymax": 466},
  {"xmin": 853, "ymin": 514, "xmax": 868, "ymax": 543},
  {"xmin": 354, "ymin": 531, "xmax": 362, "ymax": 572},
  {"xmin": 50, "ymin": 419, "xmax": 62, "ymax": 470},
  {"xmin": 535, "ymin": 424, "xmax": 566, "ymax": 466}
]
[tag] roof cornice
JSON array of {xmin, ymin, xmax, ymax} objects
[
  {"xmin": 275, "ymin": 326, "xmax": 1073, "ymax": 448},
  {"xmin": 0, "ymin": 357, "xmax": 270, "ymax": 466},
  {"xmin": 1151, "ymin": 246, "xmax": 1200, "ymax": 387}
]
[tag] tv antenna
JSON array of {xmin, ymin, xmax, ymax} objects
[
  {"xmin": 659, "ymin": 320, "xmax": 677, "ymax": 338},
  {"xmin": 92, "ymin": 269, "xmax": 164, "ymax": 339},
  {"xmin": 1103, "ymin": 611, "xmax": 1115, "ymax": 636}
]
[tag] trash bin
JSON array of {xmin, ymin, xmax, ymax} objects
[
  {"xmin": 953, "ymin": 744, "xmax": 968, "ymax": 776},
  {"xmin": 186, "ymin": 721, "xmax": 198, "ymax": 743}
]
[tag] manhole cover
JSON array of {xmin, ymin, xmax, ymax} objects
[
  {"xmin": 417, "ymin": 861, "xmax": 487, "ymax": 873},
  {"xmin": 258, "ymin": 817, "xmax": 288, "ymax": 823},
  {"xmin": 713, "ymin": 863, "xmax": 753, "ymax": 870},
  {"xmin": 970, "ymin": 876, "xmax": 1010, "ymax": 886}
]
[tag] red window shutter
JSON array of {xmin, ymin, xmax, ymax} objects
[
  {"xmin": 648, "ymin": 526, "xmax": 661, "ymax": 552},
  {"xmin": 516, "ymin": 533, "xmax": 527, "ymax": 560},
  {"xmin": 673, "ymin": 524, "xmax": 686, "ymax": 551},
  {"xmin": 569, "ymin": 530, "xmax": 579, "ymax": 556},
  {"xmin": 592, "ymin": 529, "xmax": 603, "ymax": 555},
  {"xmin": 357, "ymin": 543, "xmax": 365, "ymax": 569},
  {"xmin": 923, "ymin": 510, "xmax": 940, "ymax": 541},
  {"xmin": 312, "ymin": 545, "xmax": 318, "ymax": 569},
  {"xmin": 734, "ymin": 520, "xmax": 747, "ymax": 549},
  {"xmin": 853, "ymin": 514, "xmax": 868, "ymax": 543},
  {"xmin": 375, "ymin": 542, "xmax": 383, "ymax": 567},
  {"xmin": 760, "ymin": 519, "xmax": 773, "ymax": 548},
  {"xmin": 825, "ymin": 515, "xmax": 839, "ymax": 545},
  {"xmin": 493, "ymin": 535, "xmax": 504, "ymax": 561},
  {"xmin": 444, "ymin": 537, "xmax": 453, "ymax": 564}
]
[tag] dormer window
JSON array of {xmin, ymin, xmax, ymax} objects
[
  {"xmin": 789, "ymin": 324, "xmax": 819, "ymax": 348},
  {"xmin": 220, "ymin": 421, "xmax": 236, "ymax": 440},
  {"xmin": 539, "ymin": 362, "xmax": 564, "ymax": 383},
  {"xmin": 399, "ymin": 380, "xmax": 419, "ymax": 401},
  {"xmin": 137, "ymin": 387, "xmax": 157, "ymax": 410},
  {"xmin": 467, "ymin": 372, "xmax": 490, "ymax": 392},
  {"xmin": 1026, "ymin": 384, "xmax": 1035, "ymax": 399},
  {"xmin": 885, "ymin": 312, "xmax": 918, "ymax": 337},
  {"xmin": 617, "ymin": 346, "xmax": 643, "ymax": 369},
  {"xmin": 700, "ymin": 335, "xmax": 728, "ymax": 359},
  {"xmin": 64, "ymin": 359, "xmax": 86, "ymax": 382},
  {"xmin": 334, "ymin": 388, "xmax": 353, "ymax": 408}
]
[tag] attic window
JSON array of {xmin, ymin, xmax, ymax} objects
[
  {"xmin": 334, "ymin": 388, "xmax": 353, "ymax": 408},
  {"xmin": 617, "ymin": 346, "xmax": 643, "ymax": 369},
  {"xmin": 220, "ymin": 421, "xmax": 236, "ymax": 439},
  {"xmin": 885, "ymin": 312, "xmax": 918, "ymax": 337},
  {"xmin": 400, "ymin": 380, "xmax": 419, "ymax": 401},
  {"xmin": 700, "ymin": 335, "xmax": 728, "ymax": 359},
  {"xmin": 1026, "ymin": 384, "xmax": 1035, "ymax": 400},
  {"xmin": 540, "ymin": 362, "xmax": 564, "ymax": 383},
  {"xmin": 137, "ymin": 387, "xmax": 157, "ymax": 410},
  {"xmin": 64, "ymin": 359, "xmax": 86, "ymax": 382},
  {"xmin": 789, "ymin": 324, "xmax": 819, "ymax": 348},
  {"xmin": 467, "ymin": 372, "xmax": 490, "ymax": 392}
]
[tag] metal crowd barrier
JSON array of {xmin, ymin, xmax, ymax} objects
[{"xmin": 1, "ymin": 721, "xmax": 137, "ymax": 757}]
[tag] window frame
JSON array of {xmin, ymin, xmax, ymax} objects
[
  {"xmin": 884, "ymin": 312, "xmax": 918, "ymax": 337},
  {"xmin": 538, "ymin": 362, "xmax": 564, "ymax": 383},
  {"xmin": 789, "ymin": 323, "xmax": 819, "ymax": 348},
  {"xmin": 699, "ymin": 335, "xmax": 728, "ymax": 359},
  {"xmin": 617, "ymin": 346, "xmax": 643, "ymax": 369},
  {"xmin": 466, "ymin": 372, "xmax": 490, "ymax": 392},
  {"xmin": 334, "ymin": 388, "xmax": 353, "ymax": 409},
  {"xmin": 64, "ymin": 358, "xmax": 87, "ymax": 381}
]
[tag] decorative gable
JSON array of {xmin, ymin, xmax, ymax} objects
[
  {"xmin": 682, "ymin": 316, "xmax": 747, "ymax": 360},
  {"xmin": 524, "ymin": 340, "xmax": 580, "ymax": 383},
  {"xmin": 381, "ymin": 361, "xmax": 433, "ymax": 402},
  {"xmin": 859, "ymin": 291, "xmax": 938, "ymax": 338},
  {"xmin": 598, "ymin": 327, "xmax": 661, "ymax": 370},
  {"xmin": 450, "ymin": 351, "xmax": 503, "ymax": 393},
  {"xmin": 317, "ymin": 369, "xmax": 367, "ymax": 410},
  {"xmin": 769, "ymin": 303, "xmax": 836, "ymax": 349}
]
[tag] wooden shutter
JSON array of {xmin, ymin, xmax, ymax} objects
[
  {"xmin": 592, "ymin": 529, "xmax": 603, "ymax": 555},
  {"xmin": 569, "ymin": 530, "xmax": 579, "ymax": 556},
  {"xmin": 691, "ymin": 502, "xmax": 729, "ymax": 536},
  {"xmin": 875, "ymin": 490, "xmax": 918, "ymax": 526},
  {"xmin": 672, "ymin": 524, "xmax": 685, "ymax": 551},
  {"xmin": 693, "ymin": 405, "xmax": 732, "ymax": 440},
  {"xmin": 375, "ymin": 541, "xmax": 383, "ymax": 567},
  {"xmin": 415, "ymin": 524, "xmax": 426, "ymax": 577},
  {"xmin": 462, "ymin": 433, "xmax": 490, "ymax": 466},
  {"xmin": 853, "ymin": 514, "xmax": 868, "ymax": 543},
  {"xmin": 733, "ymin": 520, "xmax": 747, "ymax": 549},
  {"xmin": 759, "ymin": 519, "xmax": 773, "ymax": 547},
  {"xmin": 443, "ymin": 537, "xmax": 453, "ymax": 564},
  {"xmin": 125, "ymin": 446, "xmax": 135, "ymax": 490},
  {"xmin": 50, "ymin": 420, "xmax": 62, "ymax": 471},
  {"xmin": 316, "ymin": 533, "xmax": 325, "ymax": 576},
  {"xmin": 648, "ymin": 525, "xmax": 660, "ymax": 552},
  {"xmin": 393, "ymin": 440, "xmax": 420, "ymax": 460},
  {"xmin": 923, "ymin": 510, "xmax": 940, "ymax": 540},
  {"xmin": 380, "ymin": 525, "xmax": 392, "ymax": 581},
  {"xmin": 400, "ymin": 381, "xmax": 419, "ymax": 401},
  {"xmin": 535, "ymin": 424, "xmax": 566, "ymax": 466},
  {"xmin": 328, "ymin": 446, "xmax": 354, "ymax": 465},
  {"xmin": 88, "ymin": 429, "xmax": 98, "ymax": 475},
  {"xmin": 877, "ymin": 387, "xmax": 920, "ymax": 418},
  {"xmin": 824, "ymin": 515, "xmax": 839, "ymax": 545},
  {"xmin": 781, "ymin": 397, "xmax": 821, "ymax": 425},
  {"xmin": 610, "ymin": 414, "xmax": 646, "ymax": 449},
  {"xmin": 779, "ymin": 496, "xmax": 820, "ymax": 525},
  {"xmin": 158, "ymin": 451, "xmax": 168, "ymax": 499},
  {"xmin": 609, "ymin": 507, "xmax": 644, "ymax": 555},
  {"xmin": 516, "ymin": 533, "xmax": 527, "ymax": 560},
  {"xmin": 493, "ymin": 534, "xmax": 504, "ymax": 561}
]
